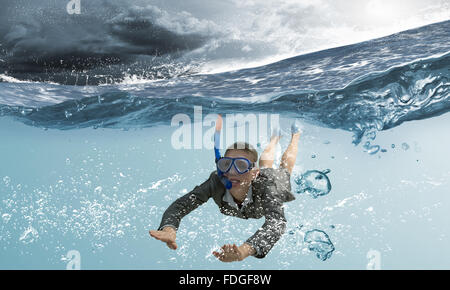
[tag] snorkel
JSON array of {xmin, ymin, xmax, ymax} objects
[{"xmin": 214, "ymin": 115, "xmax": 232, "ymax": 189}]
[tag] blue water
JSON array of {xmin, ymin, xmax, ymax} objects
[{"xmin": 0, "ymin": 20, "xmax": 449, "ymax": 269}]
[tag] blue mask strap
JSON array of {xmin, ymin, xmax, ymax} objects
[{"xmin": 214, "ymin": 131, "xmax": 232, "ymax": 189}]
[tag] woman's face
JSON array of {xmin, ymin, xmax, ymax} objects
[{"xmin": 223, "ymin": 150, "xmax": 259, "ymax": 190}]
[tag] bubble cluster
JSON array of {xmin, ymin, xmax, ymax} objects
[
  {"xmin": 0, "ymin": 150, "xmax": 185, "ymax": 262},
  {"xmin": 294, "ymin": 170, "xmax": 332, "ymax": 199},
  {"xmin": 304, "ymin": 230, "xmax": 335, "ymax": 261}
]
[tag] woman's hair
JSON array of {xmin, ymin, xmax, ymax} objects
[{"xmin": 224, "ymin": 142, "xmax": 258, "ymax": 163}]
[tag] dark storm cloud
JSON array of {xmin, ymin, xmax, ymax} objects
[
  {"xmin": 107, "ymin": 6, "xmax": 209, "ymax": 56},
  {"xmin": 0, "ymin": 0, "xmax": 215, "ymax": 82}
]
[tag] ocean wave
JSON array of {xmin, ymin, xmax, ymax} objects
[
  {"xmin": 1, "ymin": 52, "xmax": 448, "ymax": 145},
  {"xmin": 0, "ymin": 0, "xmax": 448, "ymax": 86},
  {"xmin": 272, "ymin": 52, "xmax": 450, "ymax": 144}
]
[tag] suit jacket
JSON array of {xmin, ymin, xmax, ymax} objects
[{"xmin": 157, "ymin": 167, "xmax": 295, "ymax": 258}]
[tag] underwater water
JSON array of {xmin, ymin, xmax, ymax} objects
[{"xmin": 0, "ymin": 20, "xmax": 449, "ymax": 269}]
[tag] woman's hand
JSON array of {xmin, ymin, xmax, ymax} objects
[
  {"xmin": 149, "ymin": 227, "xmax": 178, "ymax": 250},
  {"xmin": 213, "ymin": 243, "xmax": 254, "ymax": 262}
]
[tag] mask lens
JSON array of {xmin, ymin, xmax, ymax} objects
[
  {"xmin": 234, "ymin": 159, "xmax": 251, "ymax": 173},
  {"xmin": 217, "ymin": 158, "xmax": 232, "ymax": 172}
]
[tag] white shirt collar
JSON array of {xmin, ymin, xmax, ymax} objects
[{"xmin": 222, "ymin": 185, "xmax": 253, "ymax": 211}]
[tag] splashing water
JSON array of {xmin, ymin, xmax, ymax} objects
[
  {"xmin": 294, "ymin": 170, "xmax": 332, "ymax": 199},
  {"xmin": 304, "ymin": 230, "xmax": 335, "ymax": 261}
]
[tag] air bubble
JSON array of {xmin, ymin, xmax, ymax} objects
[
  {"xmin": 363, "ymin": 142, "xmax": 380, "ymax": 155},
  {"xmin": 3, "ymin": 176, "xmax": 10, "ymax": 186},
  {"xmin": 304, "ymin": 230, "xmax": 335, "ymax": 261},
  {"xmin": 2, "ymin": 213, "xmax": 11, "ymax": 223},
  {"xmin": 402, "ymin": 143, "xmax": 410, "ymax": 151},
  {"xmin": 295, "ymin": 170, "xmax": 332, "ymax": 198},
  {"xmin": 19, "ymin": 226, "xmax": 39, "ymax": 244}
]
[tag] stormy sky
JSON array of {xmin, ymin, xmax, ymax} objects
[{"xmin": 0, "ymin": 0, "xmax": 448, "ymax": 83}]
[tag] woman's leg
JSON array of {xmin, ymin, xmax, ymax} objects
[
  {"xmin": 280, "ymin": 132, "xmax": 301, "ymax": 174},
  {"xmin": 259, "ymin": 133, "xmax": 281, "ymax": 169}
]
